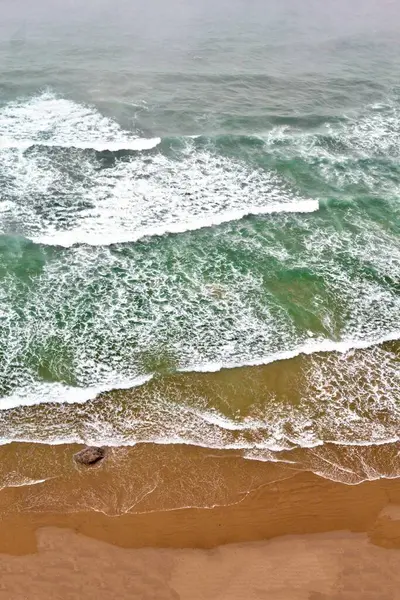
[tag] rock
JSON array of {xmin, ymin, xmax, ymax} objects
[{"xmin": 74, "ymin": 446, "xmax": 105, "ymax": 465}]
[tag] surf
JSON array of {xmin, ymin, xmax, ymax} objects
[
  {"xmin": 31, "ymin": 200, "xmax": 319, "ymax": 247},
  {"xmin": 0, "ymin": 91, "xmax": 399, "ymax": 467},
  {"xmin": 0, "ymin": 138, "xmax": 161, "ymax": 152},
  {"xmin": 0, "ymin": 108, "xmax": 319, "ymax": 246}
]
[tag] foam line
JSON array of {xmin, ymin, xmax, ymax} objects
[
  {"xmin": 179, "ymin": 329, "xmax": 400, "ymax": 373},
  {"xmin": 0, "ymin": 138, "xmax": 161, "ymax": 152},
  {"xmin": 32, "ymin": 200, "xmax": 319, "ymax": 247},
  {"xmin": 0, "ymin": 374, "xmax": 154, "ymax": 410},
  {"xmin": 0, "ymin": 91, "xmax": 319, "ymax": 247},
  {"xmin": 0, "ymin": 330, "xmax": 397, "ymax": 410}
]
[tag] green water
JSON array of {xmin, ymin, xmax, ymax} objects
[{"xmin": 0, "ymin": 0, "xmax": 399, "ymax": 453}]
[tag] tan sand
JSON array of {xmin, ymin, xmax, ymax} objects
[
  {"xmin": 1, "ymin": 527, "xmax": 400, "ymax": 599},
  {"xmin": 0, "ymin": 441, "xmax": 400, "ymax": 552}
]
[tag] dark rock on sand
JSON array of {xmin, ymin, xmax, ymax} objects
[{"xmin": 74, "ymin": 446, "xmax": 105, "ymax": 465}]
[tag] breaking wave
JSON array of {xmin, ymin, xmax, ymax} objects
[{"xmin": 0, "ymin": 91, "xmax": 399, "ymax": 464}]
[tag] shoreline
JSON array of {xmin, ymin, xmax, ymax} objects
[
  {"xmin": 0, "ymin": 441, "xmax": 400, "ymax": 554},
  {"xmin": 1, "ymin": 337, "xmax": 399, "ymax": 413},
  {"xmin": 1, "ymin": 339, "xmax": 399, "ymax": 466},
  {"xmin": 1, "ymin": 442, "xmax": 400, "ymax": 597}
]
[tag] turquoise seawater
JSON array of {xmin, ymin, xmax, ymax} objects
[{"xmin": 0, "ymin": 0, "xmax": 399, "ymax": 457}]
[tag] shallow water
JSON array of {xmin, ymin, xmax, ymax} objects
[{"xmin": 0, "ymin": 0, "xmax": 399, "ymax": 481}]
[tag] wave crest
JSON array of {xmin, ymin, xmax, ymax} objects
[{"xmin": 0, "ymin": 91, "xmax": 318, "ymax": 246}]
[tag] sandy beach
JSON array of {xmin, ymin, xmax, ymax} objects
[
  {"xmin": 0, "ymin": 441, "xmax": 399, "ymax": 598},
  {"xmin": 1, "ymin": 0, "xmax": 400, "ymax": 597},
  {"xmin": 2, "ymin": 528, "xmax": 400, "ymax": 600}
]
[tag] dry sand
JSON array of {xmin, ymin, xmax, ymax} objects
[{"xmin": 1, "ymin": 528, "xmax": 400, "ymax": 600}]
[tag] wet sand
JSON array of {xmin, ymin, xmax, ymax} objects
[
  {"xmin": 1, "ymin": 340, "xmax": 398, "ymax": 456},
  {"xmin": 0, "ymin": 441, "xmax": 400, "ymax": 597}
]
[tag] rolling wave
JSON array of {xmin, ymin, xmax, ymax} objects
[
  {"xmin": 33, "ymin": 200, "xmax": 319, "ymax": 247},
  {"xmin": 0, "ymin": 138, "xmax": 161, "ymax": 152},
  {"xmin": 0, "ymin": 90, "xmax": 399, "ymax": 459},
  {"xmin": 0, "ymin": 91, "xmax": 145, "ymax": 148},
  {"xmin": 0, "ymin": 91, "xmax": 318, "ymax": 246},
  {"xmin": 0, "ymin": 339, "xmax": 398, "ymax": 459},
  {"xmin": 1, "ymin": 330, "xmax": 398, "ymax": 411}
]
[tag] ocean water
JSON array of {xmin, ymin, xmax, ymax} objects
[{"xmin": 0, "ymin": 0, "xmax": 399, "ymax": 480}]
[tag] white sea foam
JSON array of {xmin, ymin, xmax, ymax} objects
[
  {"xmin": 1, "ymin": 215, "xmax": 399, "ymax": 417},
  {"xmin": 263, "ymin": 98, "xmax": 400, "ymax": 197},
  {"xmin": 0, "ymin": 92, "xmax": 399, "ymax": 466},
  {"xmin": 0, "ymin": 339, "xmax": 398, "ymax": 480},
  {"xmin": 179, "ymin": 329, "xmax": 400, "ymax": 373},
  {"xmin": 0, "ymin": 91, "xmax": 318, "ymax": 246},
  {"xmin": 0, "ymin": 138, "xmax": 161, "ymax": 152},
  {"xmin": 0, "ymin": 91, "xmax": 149, "ymax": 148},
  {"xmin": 34, "ymin": 200, "xmax": 319, "ymax": 247},
  {"xmin": 0, "ymin": 476, "xmax": 53, "ymax": 491},
  {"xmin": 2, "ymin": 331, "xmax": 397, "ymax": 416},
  {"xmin": 0, "ymin": 374, "xmax": 153, "ymax": 410}
]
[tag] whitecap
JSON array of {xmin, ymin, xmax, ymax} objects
[
  {"xmin": 0, "ymin": 373, "xmax": 153, "ymax": 410},
  {"xmin": 0, "ymin": 138, "xmax": 161, "ymax": 152},
  {"xmin": 34, "ymin": 200, "xmax": 319, "ymax": 247},
  {"xmin": 0, "ymin": 91, "xmax": 318, "ymax": 245},
  {"xmin": 0, "ymin": 91, "xmax": 147, "ymax": 148}
]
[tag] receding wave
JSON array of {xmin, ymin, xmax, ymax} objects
[
  {"xmin": 0, "ymin": 440, "xmax": 399, "ymax": 520},
  {"xmin": 0, "ymin": 475, "xmax": 53, "ymax": 491},
  {"xmin": 1, "ymin": 330, "xmax": 398, "ymax": 412},
  {"xmin": 0, "ymin": 339, "xmax": 398, "ymax": 462}
]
